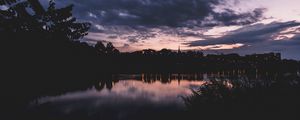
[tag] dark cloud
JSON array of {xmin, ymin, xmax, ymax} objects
[
  {"xmin": 188, "ymin": 21, "xmax": 300, "ymax": 59},
  {"xmin": 108, "ymin": 35, "xmax": 118, "ymax": 39},
  {"xmin": 42, "ymin": 0, "xmax": 265, "ymax": 28},
  {"xmin": 189, "ymin": 21, "xmax": 300, "ymax": 46},
  {"xmin": 123, "ymin": 44, "xmax": 130, "ymax": 47},
  {"xmin": 128, "ymin": 37, "xmax": 139, "ymax": 43},
  {"xmin": 63, "ymin": 0, "xmax": 217, "ymax": 27},
  {"xmin": 38, "ymin": 0, "xmax": 267, "ymax": 43},
  {"xmin": 201, "ymin": 8, "xmax": 266, "ymax": 27},
  {"xmin": 123, "ymin": 29, "xmax": 157, "ymax": 43}
]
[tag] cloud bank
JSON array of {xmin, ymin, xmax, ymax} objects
[
  {"xmin": 40, "ymin": 0, "xmax": 265, "ymax": 38},
  {"xmin": 189, "ymin": 21, "xmax": 300, "ymax": 59}
]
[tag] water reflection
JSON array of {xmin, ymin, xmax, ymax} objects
[
  {"xmin": 27, "ymin": 72, "xmax": 292, "ymax": 120},
  {"xmin": 28, "ymin": 74, "xmax": 205, "ymax": 120},
  {"xmin": 93, "ymin": 73, "xmax": 206, "ymax": 91},
  {"xmin": 33, "ymin": 80, "xmax": 204, "ymax": 105}
]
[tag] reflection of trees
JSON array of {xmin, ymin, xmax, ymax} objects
[
  {"xmin": 95, "ymin": 80, "xmax": 113, "ymax": 91},
  {"xmin": 94, "ymin": 74, "xmax": 119, "ymax": 91},
  {"xmin": 140, "ymin": 73, "xmax": 206, "ymax": 84},
  {"xmin": 91, "ymin": 72, "xmax": 298, "ymax": 94},
  {"xmin": 137, "ymin": 72, "xmax": 286, "ymax": 84}
]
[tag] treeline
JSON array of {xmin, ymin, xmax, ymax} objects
[{"xmin": 94, "ymin": 44, "xmax": 300, "ymax": 73}]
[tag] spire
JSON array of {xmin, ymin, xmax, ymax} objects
[{"xmin": 178, "ymin": 45, "xmax": 181, "ymax": 53}]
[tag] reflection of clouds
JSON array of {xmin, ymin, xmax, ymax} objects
[
  {"xmin": 29, "ymin": 80, "xmax": 204, "ymax": 118},
  {"xmin": 33, "ymin": 80, "xmax": 204, "ymax": 106},
  {"xmin": 127, "ymin": 86, "xmax": 138, "ymax": 93}
]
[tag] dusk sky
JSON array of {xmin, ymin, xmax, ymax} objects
[{"xmin": 40, "ymin": 0, "xmax": 300, "ymax": 59}]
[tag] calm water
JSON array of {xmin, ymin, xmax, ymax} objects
[
  {"xmin": 4, "ymin": 72, "xmax": 297, "ymax": 120},
  {"xmin": 26, "ymin": 72, "xmax": 287, "ymax": 120},
  {"xmin": 28, "ymin": 74, "xmax": 207, "ymax": 120}
]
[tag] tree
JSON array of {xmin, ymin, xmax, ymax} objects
[
  {"xmin": 0, "ymin": 0, "xmax": 17, "ymax": 5},
  {"xmin": 27, "ymin": 0, "xmax": 45, "ymax": 15},
  {"xmin": 94, "ymin": 41, "xmax": 121, "ymax": 55},
  {"xmin": 1, "ymin": 0, "xmax": 90, "ymax": 40},
  {"xmin": 44, "ymin": 0, "xmax": 91, "ymax": 41},
  {"xmin": 1, "ymin": 0, "xmax": 124, "ymax": 58},
  {"xmin": 95, "ymin": 41, "xmax": 106, "ymax": 54},
  {"xmin": 159, "ymin": 48, "xmax": 173, "ymax": 56},
  {"xmin": 106, "ymin": 42, "xmax": 119, "ymax": 54},
  {"xmin": 0, "ymin": 0, "xmax": 46, "ymax": 32},
  {"xmin": 1, "ymin": 0, "xmax": 91, "ymax": 56}
]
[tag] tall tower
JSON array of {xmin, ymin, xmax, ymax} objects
[{"xmin": 178, "ymin": 45, "xmax": 181, "ymax": 53}]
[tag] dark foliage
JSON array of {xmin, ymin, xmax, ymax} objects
[
  {"xmin": 1, "ymin": 0, "xmax": 92, "ymax": 57},
  {"xmin": 96, "ymin": 48, "xmax": 299, "ymax": 73},
  {"xmin": 183, "ymin": 72, "xmax": 300, "ymax": 120},
  {"xmin": 0, "ymin": 0, "xmax": 17, "ymax": 5}
]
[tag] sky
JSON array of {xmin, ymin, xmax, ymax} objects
[{"xmin": 39, "ymin": 0, "xmax": 300, "ymax": 59}]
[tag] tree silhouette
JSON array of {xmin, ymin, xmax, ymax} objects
[
  {"xmin": 1, "ymin": 0, "xmax": 92, "ymax": 57},
  {"xmin": 95, "ymin": 41, "xmax": 106, "ymax": 54},
  {"xmin": 44, "ymin": 0, "xmax": 91, "ymax": 41},
  {"xmin": 0, "ymin": 0, "xmax": 17, "ymax": 5},
  {"xmin": 28, "ymin": 0, "xmax": 45, "ymax": 15},
  {"xmin": 159, "ymin": 49, "xmax": 173, "ymax": 56},
  {"xmin": 95, "ymin": 41, "xmax": 119, "ymax": 55},
  {"xmin": 1, "ymin": 0, "xmax": 90, "ymax": 39},
  {"xmin": 106, "ymin": 42, "xmax": 120, "ymax": 54},
  {"xmin": 0, "ymin": 0, "xmax": 45, "ymax": 32}
]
